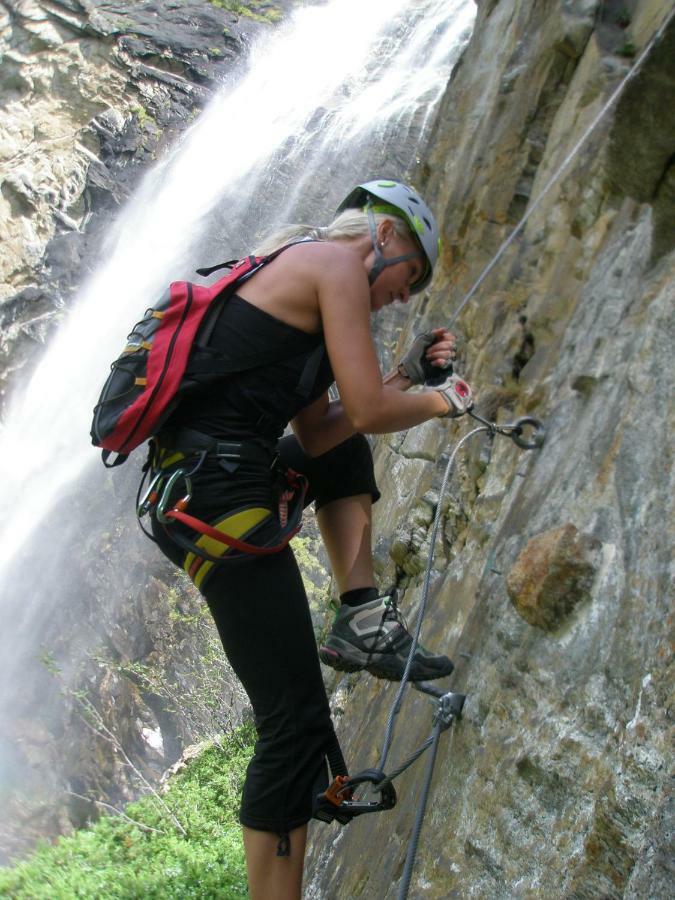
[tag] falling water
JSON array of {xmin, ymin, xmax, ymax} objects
[{"xmin": 0, "ymin": 0, "xmax": 475, "ymax": 856}]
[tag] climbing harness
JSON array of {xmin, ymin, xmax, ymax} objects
[
  {"xmin": 315, "ymin": 411, "xmax": 545, "ymax": 899},
  {"xmin": 135, "ymin": 432, "xmax": 309, "ymax": 590}
]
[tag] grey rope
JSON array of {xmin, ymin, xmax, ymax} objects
[
  {"xmin": 397, "ymin": 719, "xmax": 445, "ymax": 900},
  {"xmin": 375, "ymin": 735, "xmax": 436, "ymax": 791},
  {"xmin": 377, "ymin": 425, "xmax": 490, "ymax": 772},
  {"xmin": 449, "ymin": 3, "xmax": 675, "ymax": 325}
]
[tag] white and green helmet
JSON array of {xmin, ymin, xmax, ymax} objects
[{"xmin": 337, "ymin": 179, "xmax": 440, "ymax": 294}]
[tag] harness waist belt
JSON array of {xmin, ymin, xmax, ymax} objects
[{"xmin": 161, "ymin": 427, "xmax": 276, "ymax": 465}]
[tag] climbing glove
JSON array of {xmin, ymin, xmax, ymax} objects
[
  {"xmin": 397, "ymin": 331, "xmax": 440, "ymax": 384},
  {"xmin": 425, "ymin": 374, "xmax": 474, "ymax": 417}
]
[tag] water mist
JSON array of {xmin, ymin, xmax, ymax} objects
[{"xmin": 0, "ymin": 0, "xmax": 475, "ymax": 858}]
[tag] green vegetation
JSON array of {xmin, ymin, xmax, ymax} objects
[
  {"xmin": 129, "ymin": 104, "xmax": 157, "ymax": 129},
  {"xmin": 615, "ymin": 7, "xmax": 632, "ymax": 28},
  {"xmin": 209, "ymin": 0, "xmax": 283, "ymax": 25},
  {"xmin": 616, "ymin": 39, "xmax": 636, "ymax": 58},
  {"xmin": 0, "ymin": 725, "xmax": 256, "ymax": 899}
]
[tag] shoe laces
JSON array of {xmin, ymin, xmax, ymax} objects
[
  {"xmin": 382, "ymin": 595, "xmax": 433, "ymax": 660},
  {"xmin": 382, "ymin": 594, "xmax": 409, "ymax": 632}
]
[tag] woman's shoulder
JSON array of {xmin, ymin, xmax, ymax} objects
[{"xmin": 278, "ymin": 239, "xmax": 362, "ymax": 272}]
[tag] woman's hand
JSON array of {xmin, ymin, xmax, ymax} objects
[
  {"xmin": 423, "ymin": 373, "xmax": 473, "ymax": 417},
  {"xmin": 423, "ymin": 327, "xmax": 458, "ymax": 372},
  {"xmin": 397, "ymin": 327, "xmax": 458, "ymax": 384}
]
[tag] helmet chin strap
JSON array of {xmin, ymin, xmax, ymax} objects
[{"xmin": 365, "ymin": 203, "xmax": 421, "ymax": 286}]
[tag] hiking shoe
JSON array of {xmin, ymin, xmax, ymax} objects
[{"xmin": 319, "ymin": 591, "xmax": 454, "ymax": 682}]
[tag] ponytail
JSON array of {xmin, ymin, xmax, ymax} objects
[{"xmin": 253, "ymin": 209, "xmax": 412, "ymax": 256}]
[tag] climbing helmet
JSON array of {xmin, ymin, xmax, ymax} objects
[{"xmin": 336, "ymin": 179, "xmax": 440, "ymax": 293}]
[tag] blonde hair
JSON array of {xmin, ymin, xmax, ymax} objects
[{"xmin": 253, "ymin": 208, "xmax": 413, "ymax": 256}]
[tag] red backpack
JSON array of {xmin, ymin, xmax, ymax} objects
[{"xmin": 91, "ymin": 249, "xmax": 292, "ymax": 467}]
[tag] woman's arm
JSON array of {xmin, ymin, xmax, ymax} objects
[
  {"xmin": 315, "ymin": 247, "xmax": 451, "ymax": 433},
  {"xmin": 292, "ymin": 330, "xmax": 459, "ymax": 456},
  {"xmin": 290, "ymin": 392, "xmax": 355, "ymax": 458}
]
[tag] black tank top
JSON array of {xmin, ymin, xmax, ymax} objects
[{"xmin": 169, "ymin": 294, "xmax": 334, "ymax": 443}]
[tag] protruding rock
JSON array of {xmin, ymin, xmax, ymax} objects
[{"xmin": 506, "ymin": 523, "xmax": 601, "ymax": 630}]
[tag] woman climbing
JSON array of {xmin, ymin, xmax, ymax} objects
[{"xmin": 148, "ymin": 180, "xmax": 473, "ymax": 899}]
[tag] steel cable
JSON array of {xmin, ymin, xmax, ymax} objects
[
  {"xmin": 449, "ymin": 3, "xmax": 675, "ymax": 325},
  {"xmin": 397, "ymin": 720, "xmax": 444, "ymax": 900},
  {"xmin": 377, "ymin": 425, "xmax": 490, "ymax": 772}
]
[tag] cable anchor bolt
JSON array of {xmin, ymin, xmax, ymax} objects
[
  {"xmin": 507, "ymin": 416, "xmax": 546, "ymax": 450},
  {"xmin": 468, "ymin": 411, "xmax": 546, "ymax": 450},
  {"xmin": 433, "ymin": 691, "xmax": 466, "ymax": 730}
]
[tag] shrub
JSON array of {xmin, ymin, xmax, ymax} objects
[{"xmin": 0, "ymin": 724, "xmax": 256, "ymax": 899}]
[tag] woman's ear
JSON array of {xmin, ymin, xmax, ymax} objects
[{"xmin": 377, "ymin": 218, "xmax": 394, "ymax": 246}]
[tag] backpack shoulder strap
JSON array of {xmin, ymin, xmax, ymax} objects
[
  {"xmin": 195, "ymin": 259, "xmax": 239, "ymax": 277},
  {"xmin": 193, "ymin": 242, "xmax": 311, "ymax": 351},
  {"xmin": 295, "ymin": 344, "xmax": 326, "ymax": 399}
]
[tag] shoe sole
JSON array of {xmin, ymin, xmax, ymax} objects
[{"xmin": 319, "ymin": 644, "xmax": 453, "ymax": 682}]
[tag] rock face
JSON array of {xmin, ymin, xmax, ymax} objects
[
  {"xmin": 0, "ymin": 0, "xmax": 276, "ymax": 405},
  {"xmin": 0, "ymin": 0, "xmax": 672, "ymax": 891},
  {"xmin": 506, "ymin": 522, "xmax": 601, "ymax": 630},
  {"xmin": 305, "ymin": 1, "xmax": 674, "ymax": 897}
]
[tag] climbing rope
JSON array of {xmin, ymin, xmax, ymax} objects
[
  {"xmin": 315, "ymin": 415, "xmax": 545, "ymax": 895},
  {"xmin": 450, "ymin": 3, "xmax": 675, "ymax": 325},
  {"xmin": 377, "ymin": 426, "xmax": 488, "ymax": 772}
]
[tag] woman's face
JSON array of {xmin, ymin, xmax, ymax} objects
[{"xmin": 368, "ymin": 229, "xmax": 424, "ymax": 312}]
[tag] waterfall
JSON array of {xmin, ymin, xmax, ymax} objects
[{"xmin": 0, "ymin": 0, "xmax": 475, "ymax": 856}]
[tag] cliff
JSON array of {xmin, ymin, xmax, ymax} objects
[
  {"xmin": 305, "ymin": 1, "xmax": 673, "ymax": 897},
  {"xmin": 0, "ymin": 0, "xmax": 672, "ymax": 892},
  {"xmin": 0, "ymin": 0, "xmax": 283, "ymax": 402}
]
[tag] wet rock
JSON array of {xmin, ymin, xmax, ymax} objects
[
  {"xmin": 506, "ymin": 523, "xmax": 601, "ymax": 630},
  {"xmin": 556, "ymin": 0, "xmax": 599, "ymax": 59}
]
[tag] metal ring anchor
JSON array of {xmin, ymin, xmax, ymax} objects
[
  {"xmin": 508, "ymin": 416, "xmax": 546, "ymax": 449},
  {"xmin": 468, "ymin": 410, "xmax": 546, "ymax": 450}
]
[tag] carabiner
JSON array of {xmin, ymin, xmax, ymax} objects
[
  {"xmin": 156, "ymin": 469, "xmax": 193, "ymax": 524},
  {"xmin": 315, "ymin": 768, "xmax": 397, "ymax": 824},
  {"xmin": 137, "ymin": 470, "xmax": 166, "ymax": 518}
]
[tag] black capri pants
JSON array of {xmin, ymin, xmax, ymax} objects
[{"xmin": 152, "ymin": 432, "xmax": 379, "ymax": 834}]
